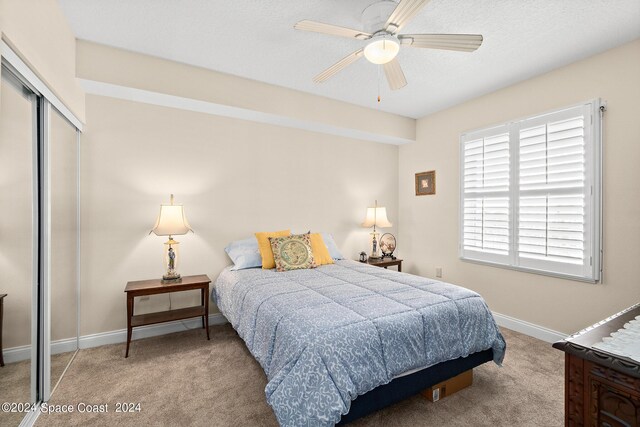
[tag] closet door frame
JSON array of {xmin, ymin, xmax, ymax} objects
[{"xmin": 39, "ymin": 97, "xmax": 50, "ymax": 402}]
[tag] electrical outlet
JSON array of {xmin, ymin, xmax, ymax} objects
[{"xmin": 436, "ymin": 267, "xmax": 442, "ymax": 278}]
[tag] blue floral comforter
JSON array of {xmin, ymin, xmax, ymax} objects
[{"xmin": 214, "ymin": 260, "xmax": 505, "ymax": 426}]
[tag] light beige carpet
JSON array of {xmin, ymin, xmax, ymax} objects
[
  {"xmin": 0, "ymin": 351, "xmax": 74, "ymax": 427},
  {"xmin": 35, "ymin": 325, "xmax": 563, "ymax": 427}
]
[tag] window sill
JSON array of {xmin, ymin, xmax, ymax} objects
[{"xmin": 459, "ymin": 256, "xmax": 600, "ymax": 284}]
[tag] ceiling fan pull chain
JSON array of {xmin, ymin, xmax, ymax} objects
[{"xmin": 377, "ymin": 65, "xmax": 381, "ymax": 103}]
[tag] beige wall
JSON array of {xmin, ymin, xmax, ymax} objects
[
  {"xmin": 0, "ymin": 0, "xmax": 85, "ymax": 122},
  {"xmin": 76, "ymin": 41, "xmax": 414, "ymax": 143},
  {"xmin": 79, "ymin": 93, "xmax": 399, "ymax": 337},
  {"xmin": 399, "ymin": 39, "xmax": 640, "ymax": 334}
]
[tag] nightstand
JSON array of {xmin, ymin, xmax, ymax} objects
[
  {"xmin": 361, "ymin": 258, "xmax": 402, "ymax": 272},
  {"xmin": 124, "ymin": 275, "xmax": 211, "ymax": 358}
]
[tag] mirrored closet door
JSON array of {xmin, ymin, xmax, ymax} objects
[
  {"xmin": 49, "ymin": 107, "xmax": 79, "ymax": 394},
  {"xmin": 0, "ymin": 53, "xmax": 81, "ymax": 426},
  {"xmin": 0, "ymin": 64, "xmax": 38, "ymax": 427}
]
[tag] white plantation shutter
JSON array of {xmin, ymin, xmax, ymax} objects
[
  {"xmin": 461, "ymin": 126, "xmax": 511, "ymax": 264},
  {"xmin": 463, "ymin": 197, "xmax": 510, "ymax": 255},
  {"xmin": 460, "ymin": 101, "xmax": 602, "ymax": 282},
  {"xmin": 517, "ymin": 106, "xmax": 591, "ymax": 276},
  {"xmin": 518, "ymin": 195, "xmax": 585, "ymax": 265}
]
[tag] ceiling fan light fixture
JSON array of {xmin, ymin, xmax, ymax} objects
[{"xmin": 364, "ymin": 34, "xmax": 400, "ymax": 65}]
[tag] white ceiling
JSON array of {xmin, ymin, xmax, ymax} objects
[{"xmin": 58, "ymin": 0, "xmax": 640, "ymax": 119}]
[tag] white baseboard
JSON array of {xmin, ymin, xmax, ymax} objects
[
  {"xmin": 2, "ymin": 344, "xmax": 31, "ymax": 365},
  {"xmin": 493, "ymin": 311, "xmax": 566, "ymax": 343},
  {"xmin": 79, "ymin": 312, "xmax": 228, "ymax": 349},
  {"xmin": 0, "ymin": 339, "xmax": 76, "ymax": 365},
  {"xmin": 52, "ymin": 337, "xmax": 80, "ymax": 355},
  {"xmin": 2, "ymin": 313, "xmax": 228, "ymax": 364}
]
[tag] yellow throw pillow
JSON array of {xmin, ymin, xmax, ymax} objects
[
  {"xmin": 255, "ymin": 229, "xmax": 291, "ymax": 269},
  {"xmin": 309, "ymin": 233, "xmax": 334, "ymax": 266}
]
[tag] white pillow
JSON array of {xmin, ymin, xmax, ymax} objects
[{"xmin": 224, "ymin": 237, "xmax": 262, "ymax": 270}]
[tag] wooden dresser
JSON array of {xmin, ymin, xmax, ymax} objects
[{"xmin": 553, "ymin": 303, "xmax": 640, "ymax": 427}]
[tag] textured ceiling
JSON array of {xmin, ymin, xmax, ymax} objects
[{"xmin": 58, "ymin": 0, "xmax": 640, "ymax": 119}]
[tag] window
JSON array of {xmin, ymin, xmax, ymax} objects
[{"xmin": 460, "ymin": 100, "xmax": 602, "ymax": 282}]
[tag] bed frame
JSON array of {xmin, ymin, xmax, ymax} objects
[{"xmin": 337, "ymin": 348, "xmax": 494, "ymax": 425}]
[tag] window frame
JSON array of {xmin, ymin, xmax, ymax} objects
[{"xmin": 459, "ymin": 100, "xmax": 603, "ymax": 283}]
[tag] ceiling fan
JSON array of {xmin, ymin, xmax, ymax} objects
[{"xmin": 294, "ymin": 0, "xmax": 483, "ymax": 91}]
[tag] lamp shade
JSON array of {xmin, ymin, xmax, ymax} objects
[
  {"xmin": 150, "ymin": 196, "xmax": 192, "ymax": 236},
  {"xmin": 362, "ymin": 207, "xmax": 392, "ymax": 228}
]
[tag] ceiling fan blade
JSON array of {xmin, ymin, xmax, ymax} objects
[
  {"xmin": 385, "ymin": 0, "xmax": 431, "ymax": 33},
  {"xmin": 399, "ymin": 34, "xmax": 483, "ymax": 52},
  {"xmin": 294, "ymin": 20, "xmax": 371, "ymax": 40},
  {"xmin": 383, "ymin": 58, "xmax": 407, "ymax": 91},
  {"xmin": 313, "ymin": 49, "xmax": 364, "ymax": 83}
]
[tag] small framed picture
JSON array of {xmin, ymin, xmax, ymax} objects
[{"xmin": 415, "ymin": 171, "xmax": 436, "ymax": 196}]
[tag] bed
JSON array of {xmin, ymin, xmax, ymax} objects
[{"xmin": 214, "ymin": 259, "xmax": 506, "ymax": 426}]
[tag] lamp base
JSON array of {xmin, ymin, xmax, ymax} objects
[
  {"xmin": 162, "ymin": 273, "xmax": 181, "ymax": 284},
  {"xmin": 369, "ymin": 231, "xmax": 381, "ymax": 259}
]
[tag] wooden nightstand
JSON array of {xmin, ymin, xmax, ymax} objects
[
  {"xmin": 361, "ymin": 258, "xmax": 402, "ymax": 272},
  {"xmin": 124, "ymin": 275, "xmax": 211, "ymax": 358}
]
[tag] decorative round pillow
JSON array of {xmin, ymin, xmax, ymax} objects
[{"xmin": 268, "ymin": 234, "xmax": 317, "ymax": 272}]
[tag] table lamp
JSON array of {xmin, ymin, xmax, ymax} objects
[
  {"xmin": 150, "ymin": 194, "xmax": 193, "ymax": 283},
  {"xmin": 362, "ymin": 200, "xmax": 392, "ymax": 259}
]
